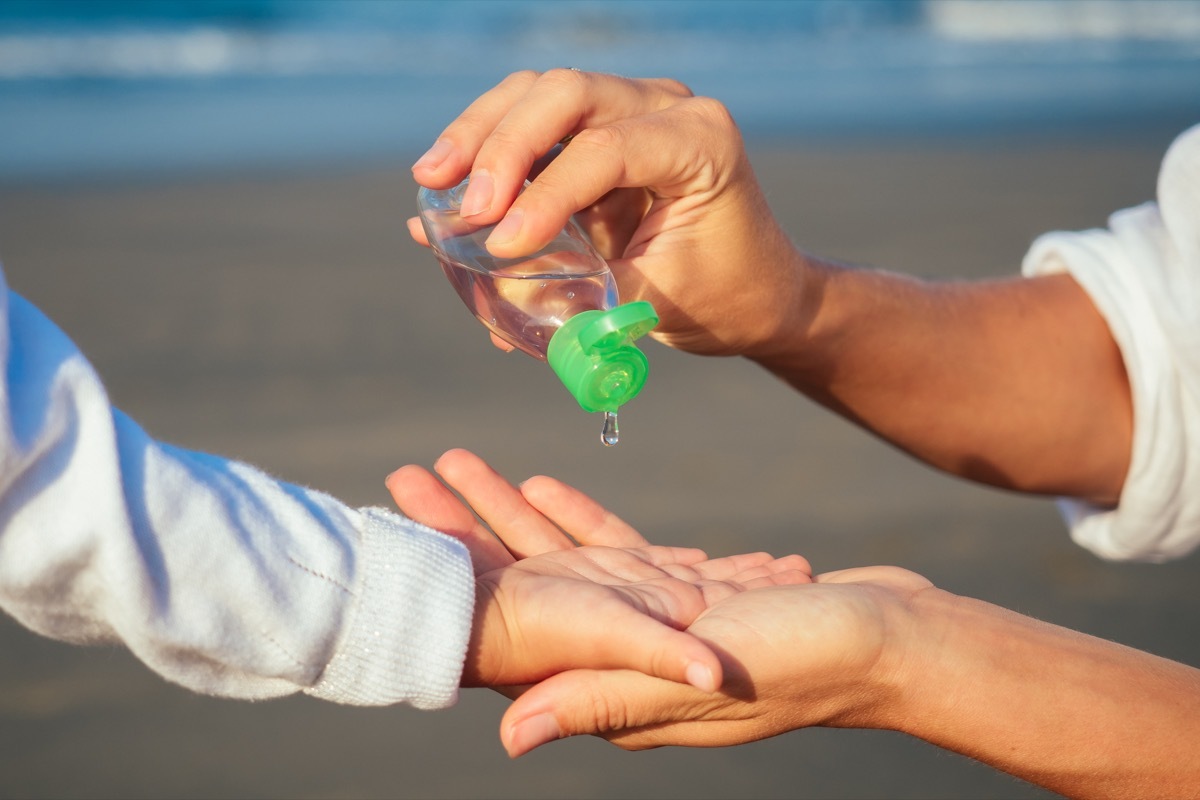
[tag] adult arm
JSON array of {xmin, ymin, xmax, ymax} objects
[
  {"xmin": 503, "ymin": 570, "xmax": 1200, "ymax": 800},
  {"xmin": 409, "ymin": 70, "xmax": 1135, "ymax": 507}
]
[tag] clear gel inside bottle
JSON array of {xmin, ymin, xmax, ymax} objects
[{"xmin": 417, "ymin": 177, "xmax": 656, "ymax": 444}]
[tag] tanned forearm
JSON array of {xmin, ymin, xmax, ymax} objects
[
  {"xmin": 890, "ymin": 588, "xmax": 1200, "ymax": 799},
  {"xmin": 750, "ymin": 255, "xmax": 1133, "ymax": 505}
]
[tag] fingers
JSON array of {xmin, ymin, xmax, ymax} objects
[
  {"xmin": 384, "ymin": 464, "xmax": 513, "ymax": 574},
  {"xmin": 411, "ymin": 70, "xmax": 542, "ymax": 190},
  {"xmin": 657, "ymin": 551, "xmax": 813, "ymax": 609},
  {"xmin": 463, "ymin": 71, "xmax": 683, "ymax": 226},
  {"xmin": 734, "ymin": 569, "xmax": 814, "ymax": 590},
  {"xmin": 500, "ymin": 668, "xmax": 697, "ymax": 757},
  {"xmin": 482, "ymin": 98, "xmax": 743, "ymax": 258},
  {"xmin": 411, "ymin": 70, "xmax": 709, "ymax": 257},
  {"xmin": 553, "ymin": 592, "xmax": 723, "ymax": 695},
  {"xmin": 405, "ymin": 216, "xmax": 430, "ymax": 247},
  {"xmin": 415, "ymin": 71, "xmax": 688, "ymax": 224},
  {"xmin": 688, "ymin": 551, "xmax": 813, "ymax": 583},
  {"xmin": 520, "ymin": 546, "xmax": 708, "ymax": 590},
  {"xmin": 434, "ymin": 449, "xmax": 577, "ymax": 557},
  {"xmin": 489, "ymin": 331, "xmax": 516, "ymax": 352},
  {"xmin": 508, "ymin": 546, "xmax": 806, "ymax": 629},
  {"xmin": 479, "ymin": 125, "xmax": 640, "ymax": 256},
  {"xmin": 607, "ymin": 544, "xmax": 710, "ymax": 570},
  {"xmin": 518, "ymin": 474, "xmax": 650, "ymax": 547},
  {"xmin": 572, "ymin": 186, "xmax": 653, "ymax": 261},
  {"xmin": 815, "ymin": 565, "xmax": 934, "ymax": 592},
  {"xmin": 476, "ymin": 571, "xmax": 724, "ymax": 698},
  {"xmin": 686, "ymin": 570, "xmax": 813, "ymax": 608}
]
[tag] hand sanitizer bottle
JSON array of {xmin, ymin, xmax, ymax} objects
[{"xmin": 417, "ymin": 177, "xmax": 658, "ymax": 445}]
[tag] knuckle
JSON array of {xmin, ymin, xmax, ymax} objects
[
  {"xmin": 649, "ymin": 76, "xmax": 695, "ymax": 100},
  {"xmin": 480, "ymin": 126, "xmax": 542, "ymax": 167},
  {"xmin": 569, "ymin": 124, "xmax": 624, "ymax": 154},
  {"xmin": 538, "ymin": 67, "xmax": 589, "ymax": 101},
  {"xmin": 540, "ymin": 66, "xmax": 587, "ymax": 85},
  {"xmin": 684, "ymin": 95, "xmax": 740, "ymax": 136},
  {"xmin": 500, "ymin": 69, "xmax": 541, "ymax": 90},
  {"xmin": 668, "ymin": 96, "xmax": 746, "ymax": 190},
  {"xmin": 585, "ymin": 684, "xmax": 630, "ymax": 734},
  {"xmin": 781, "ymin": 554, "xmax": 814, "ymax": 573}
]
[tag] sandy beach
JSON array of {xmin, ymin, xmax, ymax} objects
[{"xmin": 0, "ymin": 132, "xmax": 1196, "ymax": 799}]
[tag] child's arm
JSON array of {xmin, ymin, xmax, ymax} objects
[{"xmin": 0, "ymin": 276, "xmax": 474, "ymax": 708}]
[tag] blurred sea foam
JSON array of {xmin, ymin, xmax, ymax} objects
[{"xmin": 1, "ymin": 0, "xmax": 1198, "ymax": 180}]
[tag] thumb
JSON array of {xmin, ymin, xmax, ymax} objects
[
  {"xmin": 499, "ymin": 669, "xmax": 691, "ymax": 758},
  {"xmin": 406, "ymin": 216, "xmax": 431, "ymax": 247},
  {"xmin": 536, "ymin": 590, "xmax": 724, "ymax": 693}
]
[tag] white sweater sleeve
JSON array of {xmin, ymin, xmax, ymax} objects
[
  {"xmin": 1022, "ymin": 125, "xmax": 1200, "ymax": 562},
  {"xmin": 0, "ymin": 272, "xmax": 474, "ymax": 708}
]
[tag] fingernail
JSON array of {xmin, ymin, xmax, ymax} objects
[
  {"xmin": 686, "ymin": 661, "xmax": 718, "ymax": 693},
  {"xmin": 486, "ymin": 208, "xmax": 524, "ymax": 246},
  {"xmin": 459, "ymin": 170, "xmax": 494, "ymax": 217},
  {"xmin": 507, "ymin": 713, "xmax": 561, "ymax": 756},
  {"xmin": 412, "ymin": 139, "xmax": 453, "ymax": 172}
]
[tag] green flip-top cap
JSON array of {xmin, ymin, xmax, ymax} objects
[{"xmin": 546, "ymin": 301, "xmax": 658, "ymax": 413}]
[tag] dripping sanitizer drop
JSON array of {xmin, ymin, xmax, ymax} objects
[{"xmin": 601, "ymin": 411, "xmax": 619, "ymax": 446}]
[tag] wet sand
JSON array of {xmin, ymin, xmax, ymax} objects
[{"xmin": 0, "ymin": 133, "xmax": 1196, "ymax": 799}]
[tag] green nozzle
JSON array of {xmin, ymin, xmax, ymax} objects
[{"xmin": 547, "ymin": 301, "xmax": 658, "ymax": 413}]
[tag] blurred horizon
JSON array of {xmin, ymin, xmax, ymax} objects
[{"xmin": 1, "ymin": 0, "xmax": 1199, "ymax": 181}]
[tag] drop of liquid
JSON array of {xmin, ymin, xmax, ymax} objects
[{"xmin": 601, "ymin": 411, "xmax": 619, "ymax": 446}]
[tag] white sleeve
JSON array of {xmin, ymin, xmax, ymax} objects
[
  {"xmin": 0, "ymin": 274, "xmax": 474, "ymax": 708},
  {"xmin": 1021, "ymin": 125, "xmax": 1200, "ymax": 562}
]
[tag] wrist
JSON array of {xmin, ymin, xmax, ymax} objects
[
  {"xmin": 462, "ymin": 579, "xmax": 498, "ymax": 688},
  {"xmin": 742, "ymin": 247, "xmax": 831, "ymax": 372},
  {"xmin": 823, "ymin": 581, "xmax": 950, "ymax": 734},
  {"xmin": 881, "ymin": 585, "xmax": 1057, "ymax": 742},
  {"xmin": 870, "ymin": 586, "xmax": 972, "ymax": 736}
]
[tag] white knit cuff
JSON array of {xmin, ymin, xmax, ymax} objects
[{"xmin": 305, "ymin": 507, "xmax": 474, "ymax": 709}]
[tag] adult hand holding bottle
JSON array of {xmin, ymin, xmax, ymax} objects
[
  {"xmin": 408, "ymin": 69, "xmax": 806, "ymax": 360},
  {"xmin": 410, "ymin": 69, "xmax": 1133, "ymax": 509}
]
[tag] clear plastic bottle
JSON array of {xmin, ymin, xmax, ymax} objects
[{"xmin": 416, "ymin": 177, "xmax": 658, "ymax": 445}]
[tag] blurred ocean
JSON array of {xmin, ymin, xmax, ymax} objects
[{"xmin": 1, "ymin": 0, "xmax": 1199, "ymax": 180}]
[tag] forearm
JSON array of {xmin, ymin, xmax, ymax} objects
[
  {"xmin": 750, "ymin": 257, "xmax": 1132, "ymax": 504},
  {"xmin": 0, "ymin": 284, "xmax": 474, "ymax": 707},
  {"xmin": 890, "ymin": 588, "xmax": 1200, "ymax": 798}
]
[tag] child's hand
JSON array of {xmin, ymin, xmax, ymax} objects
[
  {"xmin": 388, "ymin": 448, "xmax": 810, "ymax": 569},
  {"xmin": 467, "ymin": 543, "xmax": 808, "ymax": 691},
  {"xmin": 386, "ymin": 448, "xmax": 812, "ymax": 691},
  {"xmin": 495, "ymin": 566, "xmax": 935, "ymax": 756}
]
